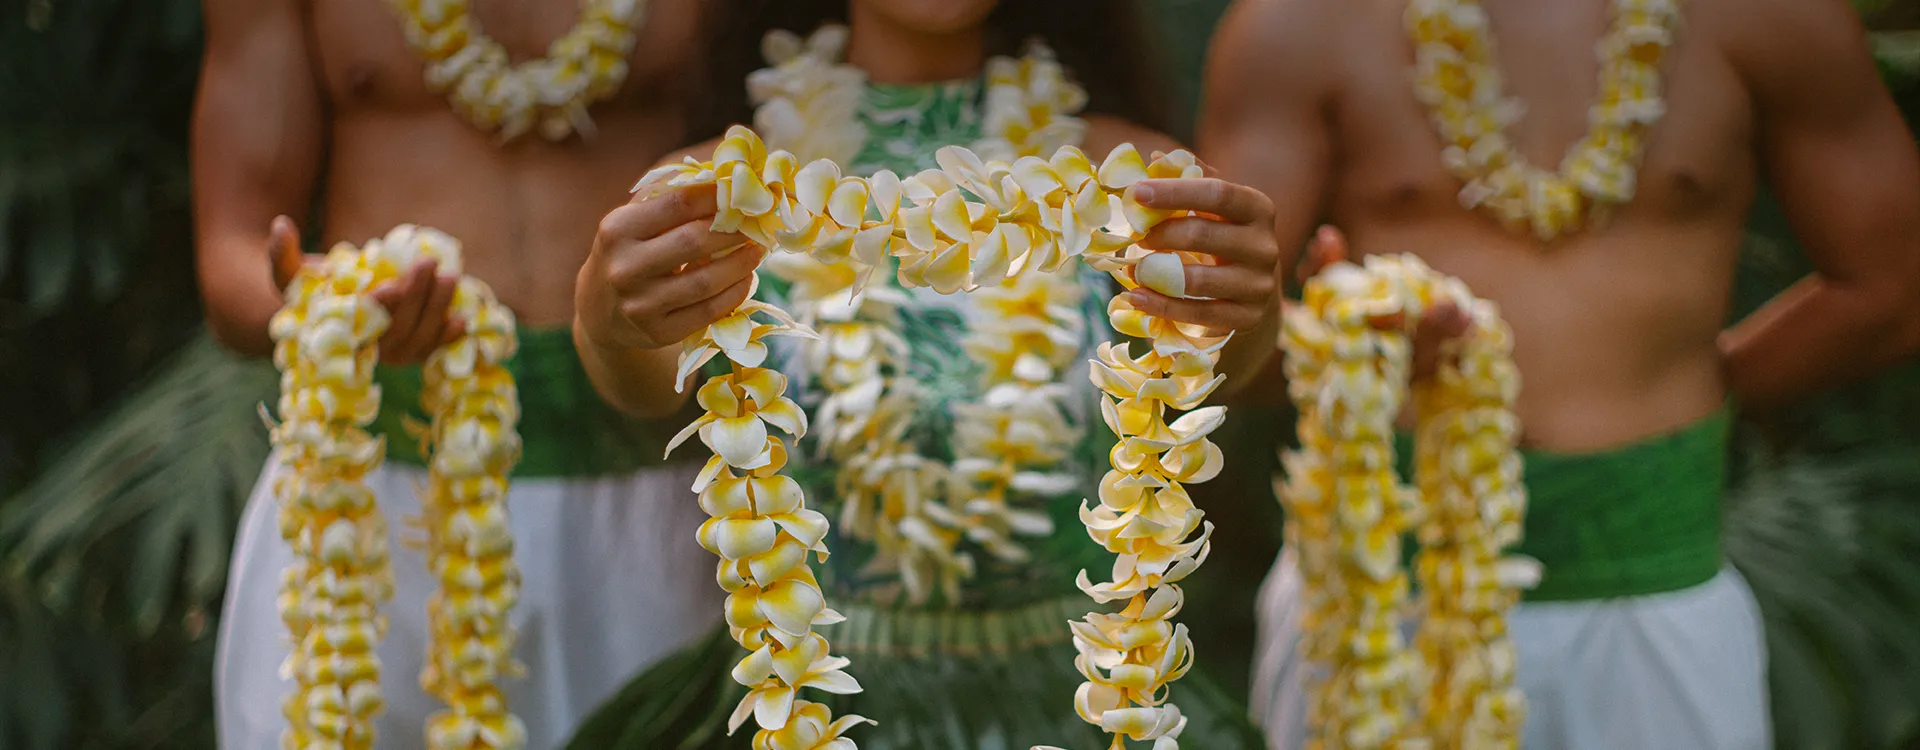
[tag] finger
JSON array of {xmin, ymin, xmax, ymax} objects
[
  {"xmin": 1137, "ymin": 216, "xmax": 1279, "ymax": 267},
  {"xmin": 1131, "ymin": 178, "xmax": 1273, "ymax": 226},
  {"xmin": 610, "ymin": 220, "xmax": 752, "ymax": 287},
  {"xmin": 374, "ymin": 260, "xmax": 433, "ymax": 357},
  {"xmin": 1182, "ymin": 262, "xmax": 1274, "ymax": 303},
  {"xmin": 439, "ymin": 317, "xmax": 468, "ymax": 348},
  {"xmin": 650, "ymin": 275, "xmax": 758, "ymax": 347},
  {"xmin": 644, "ymin": 244, "xmax": 768, "ymax": 315},
  {"xmin": 401, "ymin": 273, "xmax": 460, "ymax": 357},
  {"xmin": 1129, "ymin": 288, "xmax": 1263, "ymax": 333},
  {"xmin": 1298, "ymin": 225, "xmax": 1349, "ymax": 282},
  {"xmin": 604, "ymin": 183, "xmax": 720, "ymax": 242},
  {"xmin": 269, "ymin": 216, "xmax": 305, "ymax": 289},
  {"xmin": 1411, "ymin": 301, "xmax": 1469, "ymax": 380}
]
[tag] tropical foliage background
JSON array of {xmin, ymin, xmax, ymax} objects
[{"xmin": 0, "ymin": 0, "xmax": 1915, "ymax": 748}]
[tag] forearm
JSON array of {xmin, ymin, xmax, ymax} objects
[
  {"xmin": 198, "ymin": 231, "xmax": 285, "ymax": 357},
  {"xmin": 1721, "ymin": 274, "xmax": 1916, "ymax": 411},
  {"xmin": 1214, "ymin": 309, "xmax": 1289, "ymax": 405},
  {"xmin": 573, "ymin": 316, "xmax": 692, "ymax": 420}
]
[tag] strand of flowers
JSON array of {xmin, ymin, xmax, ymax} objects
[
  {"xmin": 1409, "ymin": 287, "xmax": 1531, "ymax": 749},
  {"xmin": 644, "ymin": 126, "xmax": 1216, "ymax": 748},
  {"xmin": 950, "ymin": 270, "xmax": 1086, "ymax": 568},
  {"xmin": 753, "ymin": 24, "xmax": 1093, "ymax": 604},
  {"xmin": 1406, "ymin": 0, "xmax": 1682, "ymax": 241},
  {"xmin": 269, "ymin": 226, "xmax": 527, "ymax": 750},
  {"xmin": 754, "ymin": 24, "xmax": 973, "ymax": 603},
  {"xmin": 270, "ymin": 244, "xmax": 399, "ymax": 750},
  {"xmin": 1277, "ymin": 254, "xmax": 1535, "ymax": 749},
  {"xmin": 767, "ymin": 250, "xmax": 974, "ymax": 605},
  {"xmin": 402, "ymin": 225, "xmax": 530, "ymax": 750},
  {"xmin": 389, "ymin": 0, "xmax": 646, "ymax": 142}
]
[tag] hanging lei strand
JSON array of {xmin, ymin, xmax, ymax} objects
[
  {"xmin": 271, "ymin": 248, "xmax": 399, "ymax": 750},
  {"xmin": 1277, "ymin": 254, "xmax": 1536, "ymax": 748},
  {"xmin": 405, "ymin": 227, "xmax": 529, "ymax": 750},
  {"xmin": 269, "ymin": 227, "xmax": 526, "ymax": 749},
  {"xmin": 645, "ymin": 122, "xmax": 1214, "ymax": 748},
  {"xmin": 388, "ymin": 0, "xmax": 646, "ymax": 142},
  {"xmin": 750, "ymin": 26, "xmax": 1094, "ymax": 604},
  {"xmin": 1406, "ymin": 0, "xmax": 1682, "ymax": 240}
]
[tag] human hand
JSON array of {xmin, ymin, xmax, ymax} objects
[
  {"xmin": 1292, "ymin": 225, "xmax": 1470, "ymax": 381},
  {"xmin": 1122, "ymin": 176, "xmax": 1280, "ymax": 334},
  {"xmin": 576, "ymin": 183, "xmax": 766, "ymax": 352},
  {"xmin": 268, "ymin": 214, "xmax": 465, "ymax": 365}
]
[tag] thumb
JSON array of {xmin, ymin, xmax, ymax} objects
[
  {"xmin": 1298, "ymin": 225, "xmax": 1348, "ymax": 282},
  {"xmin": 269, "ymin": 216, "xmax": 305, "ymax": 290}
]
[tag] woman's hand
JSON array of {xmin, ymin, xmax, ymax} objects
[
  {"xmin": 576, "ymin": 184, "xmax": 767, "ymax": 352},
  {"xmin": 267, "ymin": 214, "xmax": 464, "ymax": 364},
  {"xmin": 1124, "ymin": 177, "xmax": 1281, "ymax": 334}
]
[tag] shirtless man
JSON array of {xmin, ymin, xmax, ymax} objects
[
  {"xmin": 193, "ymin": 0, "xmax": 723, "ymax": 746},
  {"xmin": 1201, "ymin": 0, "xmax": 1920, "ymax": 747}
]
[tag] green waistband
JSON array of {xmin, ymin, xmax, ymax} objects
[
  {"xmin": 816, "ymin": 596, "xmax": 1092, "ymax": 659},
  {"xmin": 370, "ymin": 326, "xmax": 698, "ymax": 478},
  {"xmin": 1396, "ymin": 408, "xmax": 1730, "ymax": 602}
]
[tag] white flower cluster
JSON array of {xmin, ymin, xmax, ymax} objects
[
  {"xmin": 1279, "ymin": 254, "xmax": 1538, "ymax": 749},
  {"xmin": 269, "ymin": 226, "xmax": 526, "ymax": 749},
  {"xmin": 1407, "ymin": 0, "xmax": 1683, "ymax": 240},
  {"xmin": 390, "ymin": 0, "xmax": 647, "ymax": 142}
]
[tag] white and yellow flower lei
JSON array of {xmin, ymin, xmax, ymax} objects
[
  {"xmin": 1278, "ymin": 254, "xmax": 1539, "ymax": 749},
  {"xmin": 646, "ymin": 113, "xmax": 1218, "ymax": 747},
  {"xmin": 269, "ymin": 226, "xmax": 526, "ymax": 750},
  {"xmin": 1407, "ymin": 0, "xmax": 1683, "ymax": 241},
  {"xmin": 750, "ymin": 25, "xmax": 1093, "ymax": 606},
  {"xmin": 388, "ymin": 0, "xmax": 647, "ymax": 142}
]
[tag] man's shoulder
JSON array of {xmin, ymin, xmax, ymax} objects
[{"xmin": 1686, "ymin": 0, "xmax": 1867, "ymax": 72}]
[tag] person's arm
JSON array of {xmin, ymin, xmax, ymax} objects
[
  {"xmin": 192, "ymin": 0, "xmax": 325, "ymax": 356},
  {"xmin": 193, "ymin": 0, "xmax": 461, "ymax": 361},
  {"xmin": 576, "ymin": 140, "xmax": 766, "ymax": 420},
  {"xmin": 1721, "ymin": 0, "xmax": 1920, "ymax": 411},
  {"xmin": 1188, "ymin": 0, "xmax": 1338, "ymax": 404}
]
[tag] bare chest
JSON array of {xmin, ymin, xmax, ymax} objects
[
  {"xmin": 306, "ymin": 0, "xmax": 699, "ymax": 114},
  {"xmin": 1329, "ymin": 0, "xmax": 1756, "ymax": 228}
]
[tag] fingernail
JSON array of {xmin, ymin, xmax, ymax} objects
[{"xmin": 1134, "ymin": 184, "xmax": 1157, "ymax": 203}]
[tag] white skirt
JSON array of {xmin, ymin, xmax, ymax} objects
[
  {"xmin": 1250, "ymin": 548, "xmax": 1772, "ymax": 750},
  {"xmin": 214, "ymin": 453, "xmax": 725, "ymax": 749}
]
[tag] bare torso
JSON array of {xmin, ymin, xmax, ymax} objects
[
  {"xmin": 306, "ymin": 0, "xmax": 700, "ymax": 327},
  {"xmin": 1322, "ymin": 0, "xmax": 1756, "ymax": 450}
]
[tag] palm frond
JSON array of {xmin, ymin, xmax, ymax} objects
[
  {"xmin": 1, "ymin": 331, "xmax": 276, "ymax": 632},
  {"xmin": 1727, "ymin": 430, "xmax": 1920, "ymax": 750}
]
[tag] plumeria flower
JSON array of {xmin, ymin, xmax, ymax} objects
[
  {"xmin": 729, "ymin": 634, "xmax": 862, "ymax": 732},
  {"xmin": 673, "ymin": 282, "xmax": 817, "ymax": 388},
  {"xmin": 750, "ymin": 700, "xmax": 874, "ymax": 750},
  {"xmin": 667, "ymin": 366, "xmax": 809, "ymax": 467}
]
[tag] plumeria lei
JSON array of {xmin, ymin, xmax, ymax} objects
[
  {"xmin": 388, "ymin": 0, "xmax": 647, "ymax": 142},
  {"xmin": 749, "ymin": 24, "xmax": 1092, "ymax": 607},
  {"xmin": 1407, "ymin": 0, "xmax": 1683, "ymax": 241},
  {"xmin": 644, "ymin": 112, "xmax": 1219, "ymax": 748},
  {"xmin": 1278, "ymin": 254, "xmax": 1540, "ymax": 748},
  {"xmin": 269, "ymin": 226, "xmax": 526, "ymax": 750}
]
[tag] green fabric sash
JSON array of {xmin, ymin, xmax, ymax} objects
[
  {"xmin": 1396, "ymin": 408, "xmax": 1730, "ymax": 602},
  {"xmin": 369, "ymin": 326, "xmax": 699, "ymax": 478}
]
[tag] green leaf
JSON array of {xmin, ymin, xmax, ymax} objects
[
  {"xmin": 25, "ymin": 195, "xmax": 78, "ymax": 315},
  {"xmin": 125, "ymin": 499, "xmax": 186, "ymax": 637}
]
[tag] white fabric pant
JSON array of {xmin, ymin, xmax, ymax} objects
[
  {"xmin": 215, "ymin": 453, "xmax": 724, "ymax": 749},
  {"xmin": 1251, "ymin": 548, "xmax": 1771, "ymax": 750}
]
